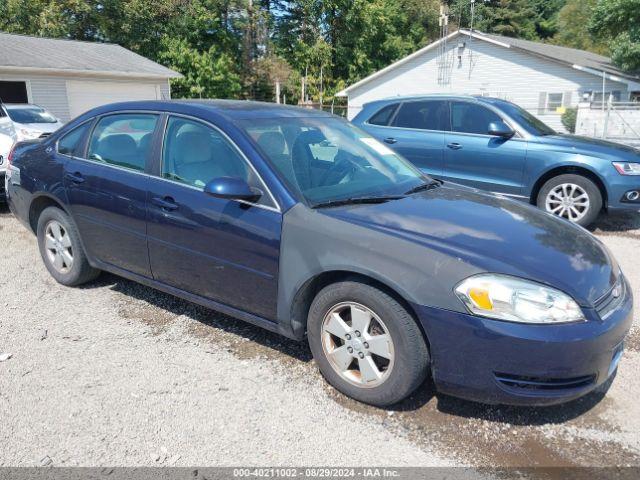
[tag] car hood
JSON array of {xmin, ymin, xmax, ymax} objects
[
  {"xmin": 537, "ymin": 134, "xmax": 640, "ymax": 161},
  {"xmin": 323, "ymin": 184, "xmax": 618, "ymax": 307}
]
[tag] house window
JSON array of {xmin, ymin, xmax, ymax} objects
[
  {"xmin": 593, "ymin": 91, "xmax": 622, "ymax": 102},
  {"xmin": 546, "ymin": 93, "xmax": 564, "ymax": 112}
]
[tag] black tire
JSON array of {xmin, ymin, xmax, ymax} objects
[
  {"xmin": 536, "ymin": 174, "xmax": 602, "ymax": 227},
  {"xmin": 36, "ymin": 206, "xmax": 100, "ymax": 286},
  {"xmin": 307, "ymin": 281, "xmax": 429, "ymax": 407}
]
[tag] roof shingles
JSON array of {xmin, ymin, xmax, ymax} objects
[
  {"xmin": 0, "ymin": 32, "xmax": 180, "ymax": 78},
  {"xmin": 476, "ymin": 30, "xmax": 640, "ymax": 81}
]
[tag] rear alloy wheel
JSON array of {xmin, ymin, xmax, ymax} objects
[
  {"xmin": 44, "ymin": 220, "xmax": 74, "ymax": 274},
  {"xmin": 308, "ymin": 281, "xmax": 429, "ymax": 406},
  {"xmin": 37, "ymin": 206, "xmax": 100, "ymax": 286},
  {"xmin": 537, "ymin": 174, "xmax": 602, "ymax": 227}
]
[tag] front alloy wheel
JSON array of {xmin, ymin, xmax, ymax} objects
[
  {"xmin": 321, "ymin": 302, "xmax": 394, "ymax": 388},
  {"xmin": 537, "ymin": 174, "xmax": 602, "ymax": 227},
  {"xmin": 308, "ymin": 281, "xmax": 429, "ymax": 406},
  {"xmin": 544, "ymin": 183, "xmax": 590, "ymax": 223}
]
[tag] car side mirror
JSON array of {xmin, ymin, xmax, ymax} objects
[
  {"xmin": 203, "ymin": 177, "xmax": 262, "ymax": 202},
  {"xmin": 488, "ymin": 121, "xmax": 515, "ymax": 138}
]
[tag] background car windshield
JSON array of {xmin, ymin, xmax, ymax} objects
[
  {"xmin": 241, "ymin": 117, "xmax": 427, "ymax": 205},
  {"xmin": 6, "ymin": 106, "xmax": 57, "ymax": 124},
  {"xmin": 496, "ymin": 101, "xmax": 556, "ymax": 136}
]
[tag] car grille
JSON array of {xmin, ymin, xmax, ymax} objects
[
  {"xmin": 495, "ymin": 372, "xmax": 596, "ymax": 392},
  {"xmin": 595, "ymin": 276, "xmax": 626, "ymax": 320}
]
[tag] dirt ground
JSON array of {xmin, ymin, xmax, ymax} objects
[{"xmin": 0, "ymin": 205, "xmax": 639, "ymax": 469}]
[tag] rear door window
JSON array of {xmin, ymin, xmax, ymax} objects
[
  {"xmin": 57, "ymin": 122, "xmax": 92, "ymax": 157},
  {"xmin": 368, "ymin": 103, "xmax": 399, "ymax": 126},
  {"xmin": 87, "ymin": 114, "xmax": 158, "ymax": 171},
  {"xmin": 392, "ymin": 101, "xmax": 449, "ymax": 131}
]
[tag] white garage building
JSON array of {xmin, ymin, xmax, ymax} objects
[
  {"xmin": 337, "ymin": 29, "xmax": 640, "ymax": 131},
  {"xmin": 0, "ymin": 32, "xmax": 181, "ymax": 122}
]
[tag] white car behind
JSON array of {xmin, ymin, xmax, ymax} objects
[
  {"xmin": 0, "ymin": 103, "xmax": 63, "ymax": 200},
  {"xmin": 0, "ymin": 109, "xmax": 16, "ymax": 199},
  {"xmin": 3, "ymin": 103, "xmax": 64, "ymax": 141}
]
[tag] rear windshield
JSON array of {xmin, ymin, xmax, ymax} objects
[{"xmin": 6, "ymin": 106, "xmax": 58, "ymax": 124}]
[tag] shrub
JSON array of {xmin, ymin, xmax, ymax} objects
[{"xmin": 562, "ymin": 107, "xmax": 578, "ymax": 133}]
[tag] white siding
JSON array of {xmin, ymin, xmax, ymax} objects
[
  {"xmin": 0, "ymin": 70, "xmax": 172, "ymax": 123},
  {"xmin": 345, "ymin": 38, "xmax": 629, "ymax": 131},
  {"xmin": 160, "ymin": 81, "xmax": 171, "ymax": 100},
  {"xmin": 66, "ymin": 79, "xmax": 162, "ymax": 118},
  {"xmin": 29, "ymin": 77, "xmax": 71, "ymax": 121}
]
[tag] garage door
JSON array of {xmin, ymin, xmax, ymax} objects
[
  {"xmin": 67, "ymin": 80, "xmax": 160, "ymax": 118},
  {"xmin": 0, "ymin": 81, "xmax": 29, "ymax": 103}
]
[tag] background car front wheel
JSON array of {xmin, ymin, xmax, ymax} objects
[
  {"xmin": 307, "ymin": 280, "xmax": 429, "ymax": 407},
  {"xmin": 37, "ymin": 206, "xmax": 100, "ymax": 286},
  {"xmin": 537, "ymin": 174, "xmax": 602, "ymax": 227}
]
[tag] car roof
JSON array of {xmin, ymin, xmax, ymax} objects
[
  {"xmin": 363, "ymin": 94, "xmax": 505, "ymax": 107},
  {"xmin": 93, "ymin": 99, "xmax": 335, "ymax": 121}
]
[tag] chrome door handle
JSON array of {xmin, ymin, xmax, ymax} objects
[
  {"xmin": 383, "ymin": 137, "xmax": 397, "ymax": 144},
  {"xmin": 151, "ymin": 196, "xmax": 178, "ymax": 211},
  {"xmin": 65, "ymin": 172, "xmax": 85, "ymax": 184},
  {"xmin": 447, "ymin": 143, "xmax": 462, "ymax": 150}
]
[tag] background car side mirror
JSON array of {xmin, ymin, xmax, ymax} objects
[
  {"xmin": 203, "ymin": 177, "xmax": 262, "ymax": 202},
  {"xmin": 488, "ymin": 121, "xmax": 515, "ymax": 138}
]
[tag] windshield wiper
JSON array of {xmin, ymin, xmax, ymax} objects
[
  {"xmin": 404, "ymin": 179, "xmax": 441, "ymax": 195},
  {"xmin": 311, "ymin": 195, "xmax": 405, "ymax": 209}
]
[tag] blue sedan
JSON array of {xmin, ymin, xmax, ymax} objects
[
  {"xmin": 5, "ymin": 100, "xmax": 632, "ymax": 406},
  {"xmin": 353, "ymin": 95, "xmax": 640, "ymax": 227}
]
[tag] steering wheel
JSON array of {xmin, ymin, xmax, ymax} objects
[{"xmin": 320, "ymin": 152, "xmax": 367, "ymax": 186}]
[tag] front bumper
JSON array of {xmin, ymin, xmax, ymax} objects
[
  {"xmin": 606, "ymin": 176, "xmax": 640, "ymax": 211},
  {"xmin": 413, "ymin": 278, "xmax": 633, "ymax": 406}
]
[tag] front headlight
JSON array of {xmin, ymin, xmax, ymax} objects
[
  {"xmin": 613, "ymin": 162, "xmax": 640, "ymax": 175},
  {"xmin": 455, "ymin": 274, "xmax": 585, "ymax": 324}
]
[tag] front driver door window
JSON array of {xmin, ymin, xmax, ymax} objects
[
  {"xmin": 162, "ymin": 117, "xmax": 248, "ymax": 188},
  {"xmin": 443, "ymin": 101, "xmax": 527, "ymax": 195},
  {"xmin": 145, "ymin": 116, "xmax": 282, "ymax": 320}
]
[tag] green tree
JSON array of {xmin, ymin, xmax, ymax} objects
[
  {"xmin": 590, "ymin": 0, "xmax": 640, "ymax": 72},
  {"xmin": 0, "ymin": 0, "xmax": 101, "ymax": 39},
  {"xmin": 159, "ymin": 37, "xmax": 242, "ymax": 99},
  {"xmin": 450, "ymin": 0, "xmax": 565, "ymax": 40},
  {"xmin": 552, "ymin": 0, "xmax": 608, "ymax": 54}
]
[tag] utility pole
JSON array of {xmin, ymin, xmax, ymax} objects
[
  {"xmin": 468, "ymin": 0, "xmax": 476, "ymax": 79},
  {"xmin": 301, "ymin": 66, "xmax": 307, "ymax": 104},
  {"xmin": 319, "ymin": 65, "xmax": 324, "ymax": 111},
  {"xmin": 602, "ymin": 70, "xmax": 606, "ymax": 113}
]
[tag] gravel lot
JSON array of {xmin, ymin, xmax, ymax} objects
[{"xmin": 0, "ymin": 205, "xmax": 639, "ymax": 468}]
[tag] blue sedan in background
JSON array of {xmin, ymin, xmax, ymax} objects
[
  {"xmin": 5, "ymin": 100, "xmax": 632, "ymax": 407},
  {"xmin": 353, "ymin": 95, "xmax": 640, "ymax": 226}
]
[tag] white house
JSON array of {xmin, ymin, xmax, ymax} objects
[
  {"xmin": 337, "ymin": 29, "xmax": 640, "ymax": 131},
  {"xmin": 0, "ymin": 32, "xmax": 181, "ymax": 122}
]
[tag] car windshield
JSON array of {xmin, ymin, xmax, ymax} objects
[
  {"xmin": 240, "ymin": 117, "xmax": 429, "ymax": 207},
  {"xmin": 6, "ymin": 105, "xmax": 58, "ymax": 124},
  {"xmin": 496, "ymin": 101, "xmax": 556, "ymax": 136}
]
